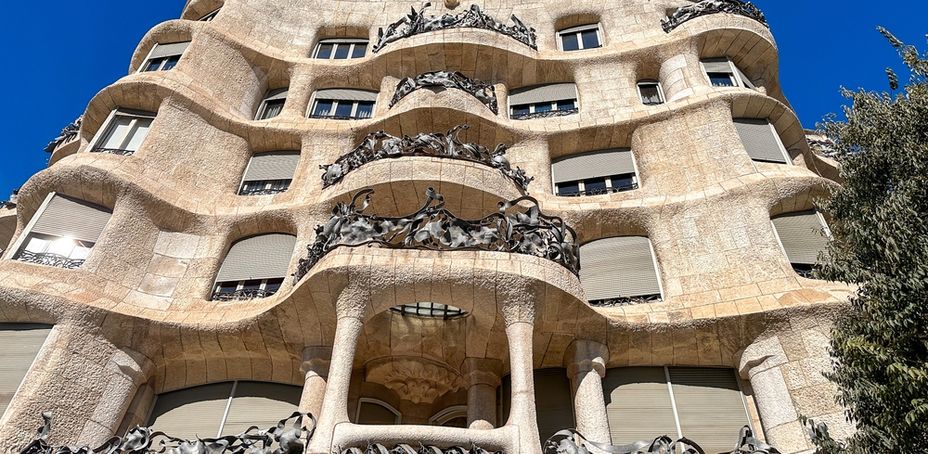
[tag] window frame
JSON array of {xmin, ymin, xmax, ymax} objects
[
  {"xmin": 308, "ymin": 97, "xmax": 375, "ymax": 120},
  {"xmin": 556, "ymin": 23, "xmax": 603, "ymax": 51},
  {"xmin": 355, "ymin": 398, "xmax": 402, "ymax": 424},
  {"xmin": 769, "ymin": 209, "xmax": 832, "ymax": 276},
  {"xmin": 737, "ymin": 119, "xmax": 793, "ymax": 165},
  {"xmin": 212, "ymin": 277, "xmax": 285, "ymax": 301},
  {"xmin": 429, "ymin": 405, "xmax": 469, "ymax": 427},
  {"xmin": 636, "ymin": 80, "xmax": 666, "ymax": 106},
  {"xmin": 551, "ymin": 149, "xmax": 642, "ymax": 197},
  {"xmin": 312, "ymin": 39, "xmax": 369, "ymax": 60},
  {"xmin": 137, "ymin": 43, "xmax": 188, "ymax": 73},
  {"xmin": 700, "ymin": 58, "xmax": 753, "ymax": 89},
  {"xmin": 255, "ymin": 89, "xmax": 288, "ymax": 121},
  {"xmin": 579, "ymin": 236, "xmax": 665, "ymax": 305},
  {"xmin": 88, "ymin": 109, "xmax": 156, "ymax": 155},
  {"xmin": 509, "ymin": 99, "xmax": 579, "ymax": 119}
]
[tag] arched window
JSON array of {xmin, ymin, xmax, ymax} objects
[
  {"xmin": 212, "ymin": 233, "xmax": 297, "ymax": 301},
  {"xmin": 11, "ymin": 193, "xmax": 112, "ymax": 269},
  {"xmin": 429, "ymin": 405, "xmax": 468, "ymax": 427},
  {"xmin": 355, "ymin": 398, "xmax": 401, "ymax": 424},
  {"xmin": 579, "ymin": 236, "xmax": 662, "ymax": 306}
]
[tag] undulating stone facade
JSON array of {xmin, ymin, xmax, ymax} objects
[{"xmin": 0, "ymin": 1, "xmax": 854, "ymax": 453}]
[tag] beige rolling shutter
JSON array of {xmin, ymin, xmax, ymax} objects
[
  {"xmin": 533, "ymin": 368, "xmax": 574, "ymax": 444},
  {"xmin": 772, "ymin": 211, "xmax": 830, "ymax": 265},
  {"xmin": 243, "ymin": 152, "xmax": 300, "ymax": 182},
  {"xmin": 31, "ymin": 194, "xmax": 112, "ymax": 243},
  {"xmin": 603, "ymin": 367, "xmax": 678, "ymax": 445},
  {"xmin": 733, "ymin": 119, "xmax": 788, "ymax": 163},
  {"xmin": 701, "ymin": 58, "xmax": 733, "ymax": 73},
  {"xmin": 215, "ymin": 234, "xmax": 297, "ymax": 282},
  {"xmin": 580, "ymin": 237, "xmax": 661, "ymax": 301},
  {"xmin": 0, "ymin": 324, "xmax": 52, "ymax": 417},
  {"xmin": 669, "ymin": 368, "xmax": 750, "ymax": 453},
  {"xmin": 148, "ymin": 382, "xmax": 233, "ymax": 439},
  {"xmin": 149, "ymin": 42, "xmax": 190, "ymax": 59},
  {"xmin": 221, "ymin": 382, "xmax": 301, "ymax": 435},
  {"xmin": 509, "ymin": 83, "xmax": 578, "ymax": 105},
  {"xmin": 357, "ymin": 400, "xmax": 400, "ymax": 424},
  {"xmin": 551, "ymin": 149, "xmax": 636, "ymax": 183},
  {"xmin": 314, "ymin": 88, "xmax": 378, "ymax": 102}
]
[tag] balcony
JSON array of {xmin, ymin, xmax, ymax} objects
[
  {"xmin": 15, "ymin": 251, "xmax": 85, "ymax": 269},
  {"xmin": 510, "ymin": 107, "xmax": 579, "ymax": 121},
  {"xmin": 661, "ymin": 0, "xmax": 769, "ymax": 33}
]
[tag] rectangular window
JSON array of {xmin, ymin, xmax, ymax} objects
[
  {"xmin": 92, "ymin": 111, "xmax": 154, "ymax": 155},
  {"xmin": 637, "ymin": 81, "xmax": 665, "ymax": 105},
  {"xmin": 702, "ymin": 58, "xmax": 756, "ymax": 89},
  {"xmin": 334, "ymin": 101, "xmax": 354, "ymax": 118},
  {"xmin": 551, "ymin": 149, "xmax": 639, "ymax": 197},
  {"xmin": 333, "ymin": 44, "xmax": 350, "ymax": 59},
  {"xmin": 140, "ymin": 42, "xmax": 189, "ymax": 72},
  {"xmin": 309, "ymin": 98, "xmax": 376, "ymax": 120},
  {"xmin": 355, "ymin": 101, "xmax": 375, "ymax": 119},
  {"xmin": 313, "ymin": 39, "xmax": 369, "ymax": 59},
  {"xmin": 509, "ymin": 83, "xmax": 579, "ymax": 119},
  {"xmin": 315, "ymin": 43, "xmax": 333, "ymax": 59},
  {"xmin": 558, "ymin": 24, "xmax": 602, "ymax": 51},
  {"xmin": 555, "ymin": 180, "xmax": 581, "ymax": 197},
  {"xmin": 257, "ymin": 99, "xmax": 285, "ymax": 120},
  {"xmin": 311, "ymin": 100, "xmax": 334, "ymax": 117},
  {"xmin": 708, "ymin": 72, "xmax": 736, "ymax": 87}
]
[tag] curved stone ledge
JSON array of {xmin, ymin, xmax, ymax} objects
[
  {"xmin": 332, "ymin": 423, "xmax": 514, "ymax": 453},
  {"xmin": 181, "ymin": 0, "xmax": 223, "ymax": 21},
  {"xmin": 128, "ymin": 19, "xmax": 199, "ymax": 73}
]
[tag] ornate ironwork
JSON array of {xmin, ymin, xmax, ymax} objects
[
  {"xmin": 91, "ymin": 147, "xmax": 136, "ymax": 156},
  {"xmin": 561, "ymin": 183, "xmax": 639, "ymax": 197},
  {"xmin": 373, "ymin": 2, "xmax": 537, "ymax": 53},
  {"xmin": 239, "ymin": 187, "xmax": 290, "ymax": 196},
  {"xmin": 20, "ymin": 412, "xmax": 314, "ymax": 454},
  {"xmin": 293, "ymin": 188, "xmax": 579, "ymax": 282},
  {"xmin": 211, "ymin": 288, "xmax": 279, "ymax": 301},
  {"xmin": 320, "ymin": 125, "xmax": 533, "ymax": 191},
  {"xmin": 662, "ymin": 0, "xmax": 768, "ymax": 33},
  {"xmin": 544, "ymin": 426, "xmax": 781, "ymax": 454},
  {"xmin": 44, "ymin": 116, "xmax": 82, "ymax": 153},
  {"xmin": 340, "ymin": 443, "xmax": 500, "ymax": 454},
  {"xmin": 16, "ymin": 251, "xmax": 85, "ymax": 269},
  {"xmin": 511, "ymin": 107, "xmax": 579, "ymax": 120},
  {"xmin": 590, "ymin": 294, "xmax": 663, "ymax": 307},
  {"xmin": 390, "ymin": 71, "xmax": 498, "ymax": 114}
]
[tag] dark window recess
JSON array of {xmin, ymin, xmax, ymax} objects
[
  {"xmin": 257, "ymin": 99, "xmax": 285, "ymax": 120},
  {"xmin": 334, "ymin": 45, "xmax": 351, "ymax": 59},
  {"xmin": 310, "ymin": 99, "xmax": 375, "ymax": 120},
  {"xmin": 561, "ymin": 33, "xmax": 580, "ymax": 51},
  {"xmin": 638, "ymin": 83, "xmax": 664, "ymax": 105},
  {"xmin": 143, "ymin": 55, "xmax": 180, "ymax": 72},
  {"xmin": 580, "ymin": 30, "xmax": 600, "ymax": 49},
  {"xmin": 708, "ymin": 73, "xmax": 735, "ymax": 87},
  {"xmin": 511, "ymin": 105, "xmax": 531, "ymax": 117},
  {"xmin": 239, "ymin": 179, "xmax": 292, "ymax": 196},
  {"xmin": 556, "ymin": 173, "xmax": 638, "ymax": 197},
  {"xmin": 555, "ymin": 180, "xmax": 581, "ymax": 197},
  {"xmin": 212, "ymin": 278, "xmax": 285, "ymax": 301},
  {"xmin": 351, "ymin": 44, "xmax": 368, "ymax": 58},
  {"xmin": 583, "ymin": 177, "xmax": 608, "ymax": 195}
]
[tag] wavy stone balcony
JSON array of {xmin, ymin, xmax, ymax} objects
[{"xmin": 662, "ymin": 0, "xmax": 768, "ymax": 33}]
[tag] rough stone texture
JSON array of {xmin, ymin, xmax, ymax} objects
[{"xmin": 0, "ymin": 1, "xmax": 853, "ymax": 454}]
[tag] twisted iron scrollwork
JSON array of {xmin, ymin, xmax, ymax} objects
[
  {"xmin": 391, "ymin": 71, "xmax": 498, "ymax": 114},
  {"xmin": 90, "ymin": 147, "xmax": 136, "ymax": 156},
  {"xmin": 373, "ymin": 2, "xmax": 537, "ymax": 53},
  {"xmin": 661, "ymin": 0, "xmax": 768, "ymax": 33},
  {"xmin": 16, "ymin": 251, "xmax": 85, "ymax": 269},
  {"xmin": 294, "ymin": 188, "xmax": 579, "ymax": 283},
  {"xmin": 511, "ymin": 108, "xmax": 579, "ymax": 121},
  {"xmin": 339, "ymin": 443, "xmax": 500, "ymax": 454},
  {"xmin": 544, "ymin": 426, "xmax": 780, "ymax": 454},
  {"xmin": 44, "ymin": 116, "xmax": 82, "ymax": 153},
  {"xmin": 212, "ymin": 288, "xmax": 279, "ymax": 302},
  {"xmin": 20, "ymin": 411, "xmax": 314, "ymax": 454},
  {"xmin": 320, "ymin": 125, "xmax": 533, "ymax": 191}
]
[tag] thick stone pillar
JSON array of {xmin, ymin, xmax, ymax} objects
[
  {"xmin": 565, "ymin": 340, "xmax": 610, "ymax": 444},
  {"xmin": 504, "ymin": 321, "xmax": 540, "ymax": 452},
  {"xmin": 299, "ymin": 346, "xmax": 332, "ymax": 419},
  {"xmin": 80, "ymin": 348, "xmax": 154, "ymax": 443},
  {"xmin": 461, "ymin": 358, "xmax": 502, "ymax": 430},
  {"xmin": 306, "ymin": 316, "xmax": 363, "ymax": 454}
]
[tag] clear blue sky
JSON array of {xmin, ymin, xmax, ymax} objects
[{"xmin": 0, "ymin": 1, "xmax": 923, "ymax": 198}]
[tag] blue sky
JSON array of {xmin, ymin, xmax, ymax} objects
[{"xmin": 0, "ymin": 1, "xmax": 923, "ymax": 198}]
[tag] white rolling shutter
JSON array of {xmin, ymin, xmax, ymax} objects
[
  {"xmin": 552, "ymin": 149, "xmax": 636, "ymax": 183},
  {"xmin": 148, "ymin": 382, "xmax": 233, "ymax": 439},
  {"xmin": 314, "ymin": 88, "xmax": 378, "ymax": 102},
  {"xmin": 580, "ymin": 237, "xmax": 661, "ymax": 302},
  {"xmin": 215, "ymin": 234, "xmax": 297, "ymax": 282},
  {"xmin": 149, "ymin": 42, "xmax": 190, "ymax": 59},
  {"xmin": 31, "ymin": 194, "xmax": 112, "ymax": 243},
  {"xmin": 509, "ymin": 83, "xmax": 578, "ymax": 105},
  {"xmin": 772, "ymin": 211, "xmax": 830, "ymax": 265},
  {"xmin": 0, "ymin": 324, "xmax": 52, "ymax": 417},
  {"xmin": 733, "ymin": 119, "xmax": 788, "ymax": 164}
]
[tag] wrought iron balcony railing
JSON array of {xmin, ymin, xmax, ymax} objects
[
  {"xmin": 320, "ymin": 125, "xmax": 533, "ymax": 191},
  {"xmin": 544, "ymin": 426, "xmax": 781, "ymax": 454},
  {"xmin": 372, "ymin": 2, "xmax": 537, "ymax": 53},
  {"xmin": 662, "ymin": 0, "xmax": 768, "ymax": 33},
  {"xmin": 589, "ymin": 294, "xmax": 662, "ymax": 308},
  {"xmin": 90, "ymin": 147, "xmax": 136, "ymax": 156},
  {"xmin": 294, "ymin": 188, "xmax": 579, "ymax": 283},
  {"xmin": 239, "ymin": 186, "xmax": 289, "ymax": 196},
  {"xmin": 307, "ymin": 114, "xmax": 371, "ymax": 120},
  {"xmin": 211, "ymin": 288, "xmax": 278, "ymax": 301},
  {"xmin": 511, "ymin": 107, "xmax": 579, "ymax": 120},
  {"xmin": 560, "ymin": 182, "xmax": 639, "ymax": 197},
  {"xmin": 390, "ymin": 71, "xmax": 498, "ymax": 114},
  {"xmin": 16, "ymin": 251, "xmax": 85, "ymax": 269},
  {"xmin": 44, "ymin": 116, "xmax": 82, "ymax": 153}
]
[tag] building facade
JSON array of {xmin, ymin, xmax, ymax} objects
[{"xmin": 0, "ymin": 1, "xmax": 853, "ymax": 453}]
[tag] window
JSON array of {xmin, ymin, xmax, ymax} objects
[
  {"xmin": 212, "ymin": 233, "xmax": 297, "ymax": 301},
  {"xmin": 0, "ymin": 324, "xmax": 52, "ymax": 418},
  {"xmin": 637, "ymin": 81, "xmax": 665, "ymax": 105},
  {"xmin": 551, "ymin": 149, "xmax": 639, "ymax": 196},
  {"xmin": 309, "ymin": 88, "xmax": 377, "ymax": 120},
  {"xmin": 239, "ymin": 151, "xmax": 300, "ymax": 196},
  {"xmin": 256, "ymin": 88, "xmax": 288, "ymax": 120},
  {"xmin": 147, "ymin": 381, "xmax": 300, "ymax": 439},
  {"xmin": 199, "ymin": 7, "xmax": 221, "ymax": 21},
  {"xmin": 499, "ymin": 369, "xmax": 574, "ymax": 443},
  {"xmin": 91, "ymin": 110, "xmax": 155, "ymax": 156},
  {"xmin": 313, "ymin": 39, "xmax": 369, "ymax": 59},
  {"xmin": 390, "ymin": 302, "xmax": 468, "ymax": 319},
  {"xmin": 429, "ymin": 406, "xmax": 468, "ymax": 428},
  {"xmin": 508, "ymin": 83, "xmax": 579, "ymax": 120},
  {"xmin": 603, "ymin": 367, "xmax": 752, "ymax": 453},
  {"xmin": 701, "ymin": 57, "xmax": 756, "ymax": 89},
  {"xmin": 140, "ymin": 42, "xmax": 190, "ymax": 72},
  {"xmin": 771, "ymin": 210, "xmax": 831, "ymax": 277},
  {"xmin": 356, "ymin": 398, "xmax": 401, "ymax": 424},
  {"xmin": 733, "ymin": 118, "xmax": 790, "ymax": 164},
  {"xmin": 579, "ymin": 236, "xmax": 662, "ymax": 306},
  {"xmin": 12, "ymin": 193, "xmax": 112, "ymax": 269},
  {"xmin": 558, "ymin": 24, "xmax": 602, "ymax": 51}
]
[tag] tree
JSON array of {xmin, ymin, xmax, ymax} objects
[{"xmin": 809, "ymin": 29, "xmax": 928, "ymax": 453}]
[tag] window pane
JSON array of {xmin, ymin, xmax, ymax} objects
[
  {"xmin": 242, "ymin": 280, "xmax": 262, "ymax": 292},
  {"xmin": 124, "ymin": 118, "xmax": 153, "ymax": 152},
  {"xmin": 708, "ymin": 72, "xmax": 735, "ymax": 87},
  {"xmin": 556, "ymin": 181, "xmax": 581, "ymax": 196},
  {"xmin": 264, "ymin": 278, "xmax": 283, "ymax": 295},
  {"xmin": 315, "ymin": 43, "xmax": 333, "ymax": 59},
  {"xmin": 639, "ymin": 84, "xmax": 663, "ymax": 105},
  {"xmin": 511, "ymin": 104, "xmax": 531, "ymax": 117},
  {"xmin": 351, "ymin": 43, "xmax": 367, "ymax": 58},
  {"xmin": 143, "ymin": 58, "xmax": 162, "ymax": 72},
  {"xmin": 100, "ymin": 117, "xmax": 134, "ymax": 149},
  {"xmin": 217, "ymin": 281, "xmax": 238, "ymax": 294},
  {"xmin": 561, "ymin": 33, "xmax": 580, "ymax": 51},
  {"xmin": 271, "ymin": 180, "xmax": 292, "ymax": 191},
  {"xmin": 581, "ymin": 30, "xmax": 600, "ymax": 49},
  {"xmin": 161, "ymin": 56, "xmax": 180, "ymax": 70},
  {"xmin": 584, "ymin": 177, "xmax": 607, "ymax": 194},
  {"xmin": 610, "ymin": 174, "xmax": 637, "ymax": 191},
  {"xmin": 24, "ymin": 237, "xmax": 49, "ymax": 253},
  {"xmin": 535, "ymin": 103, "xmax": 552, "ymax": 113},
  {"xmin": 311, "ymin": 100, "xmax": 334, "ymax": 117},
  {"xmin": 555, "ymin": 100, "xmax": 576, "ymax": 111},
  {"xmin": 334, "ymin": 101, "xmax": 354, "ymax": 118},
  {"xmin": 355, "ymin": 101, "xmax": 374, "ymax": 119},
  {"xmin": 333, "ymin": 44, "xmax": 350, "ymax": 59},
  {"xmin": 259, "ymin": 99, "xmax": 284, "ymax": 120},
  {"xmin": 47, "ymin": 237, "xmax": 75, "ymax": 257},
  {"xmin": 70, "ymin": 244, "xmax": 92, "ymax": 260}
]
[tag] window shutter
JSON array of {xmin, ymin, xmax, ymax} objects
[
  {"xmin": 318, "ymin": 38, "xmax": 368, "ymax": 44},
  {"xmin": 733, "ymin": 119, "xmax": 788, "ymax": 163},
  {"xmin": 551, "ymin": 149, "xmax": 635, "ymax": 183},
  {"xmin": 772, "ymin": 211, "xmax": 829, "ymax": 265},
  {"xmin": 31, "ymin": 194, "xmax": 113, "ymax": 244},
  {"xmin": 603, "ymin": 367, "xmax": 678, "ymax": 444},
  {"xmin": 509, "ymin": 83, "xmax": 578, "ymax": 105},
  {"xmin": 314, "ymin": 88, "xmax": 378, "ymax": 102},
  {"xmin": 0, "ymin": 324, "xmax": 51, "ymax": 417},
  {"xmin": 215, "ymin": 234, "xmax": 297, "ymax": 282},
  {"xmin": 263, "ymin": 88, "xmax": 289, "ymax": 102},
  {"xmin": 669, "ymin": 368, "xmax": 750, "ymax": 453},
  {"xmin": 579, "ymin": 237, "xmax": 661, "ymax": 301},
  {"xmin": 148, "ymin": 382, "xmax": 233, "ymax": 439},
  {"xmin": 149, "ymin": 42, "xmax": 191, "ymax": 59},
  {"xmin": 701, "ymin": 58, "xmax": 733, "ymax": 73},
  {"xmin": 243, "ymin": 152, "xmax": 301, "ymax": 182},
  {"xmin": 533, "ymin": 368, "xmax": 574, "ymax": 444},
  {"xmin": 221, "ymin": 382, "xmax": 301, "ymax": 435},
  {"xmin": 357, "ymin": 401, "xmax": 400, "ymax": 424}
]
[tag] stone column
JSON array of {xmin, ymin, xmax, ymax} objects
[
  {"xmin": 306, "ymin": 316, "xmax": 363, "ymax": 454},
  {"xmin": 565, "ymin": 340, "xmax": 610, "ymax": 444},
  {"xmin": 461, "ymin": 358, "xmax": 502, "ymax": 430},
  {"xmin": 299, "ymin": 346, "xmax": 332, "ymax": 419},
  {"xmin": 80, "ymin": 348, "xmax": 154, "ymax": 444},
  {"xmin": 503, "ymin": 320, "xmax": 540, "ymax": 452}
]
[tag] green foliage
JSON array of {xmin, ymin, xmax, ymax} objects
[{"xmin": 810, "ymin": 28, "xmax": 928, "ymax": 453}]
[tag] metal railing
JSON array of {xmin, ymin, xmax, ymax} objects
[
  {"xmin": 16, "ymin": 251, "xmax": 85, "ymax": 269},
  {"xmin": 211, "ymin": 288, "xmax": 278, "ymax": 301}
]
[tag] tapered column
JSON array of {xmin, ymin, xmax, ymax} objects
[
  {"xmin": 307, "ymin": 316, "xmax": 363, "ymax": 454},
  {"xmin": 461, "ymin": 358, "xmax": 502, "ymax": 430},
  {"xmin": 504, "ymin": 321, "xmax": 540, "ymax": 452},
  {"xmin": 299, "ymin": 346, "xmax": 332, "ymax": 419},
  {"xmin": 565, "ymin": 340, "xmax": 610, "ymax": 444}
]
